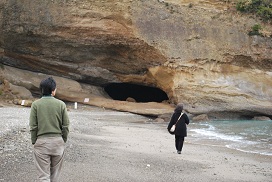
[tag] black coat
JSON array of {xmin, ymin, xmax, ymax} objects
[{"xmin": 167, "ymin": 112, "xmax": 190, "ymax": 136}]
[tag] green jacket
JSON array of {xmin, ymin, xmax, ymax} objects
[{"xmin": 29, "ymin": 96, "xmax": 70, "ymax": 144}]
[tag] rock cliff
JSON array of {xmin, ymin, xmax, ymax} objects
[{"xmin": 0, "ymin": 0, "xmax": 272, "ymax": 119}]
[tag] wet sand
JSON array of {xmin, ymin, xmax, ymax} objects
[{"xmin": 0, "ymin": 105, "xmax": 271, "ymax": 182}]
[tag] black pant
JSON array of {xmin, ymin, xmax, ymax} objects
[{"xmin": 175, "ymin": 135, "xmax": 184, "ymax": 152}]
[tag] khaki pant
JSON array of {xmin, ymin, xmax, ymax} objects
[{"xmin": 33, "ymin": 137, "xmax": 65, "ymax": 182}]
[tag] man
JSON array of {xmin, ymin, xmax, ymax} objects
[{"xmin": 29, "ymin": 77, "xmax": 69, "ymax": 182}]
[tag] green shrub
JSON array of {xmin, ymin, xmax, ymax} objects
[
  {"xmin": 236, "ymin": 0, "xmax": 248, "ymax": 12},
  {"xmin": 257, "ymin": 6, "xmax": 272, "ymax": 20},
  {"xmin": 248, "ymin": 24, "xmax": 262, "ymax": 35},
  {"xmin": 253, "ymin": 24, "xmax": 262, "ymax": 31}
]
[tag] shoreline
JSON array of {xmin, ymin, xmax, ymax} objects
[
  {"xmin": 0, "ymin": 106, "xmax": 271, "ymax": 181},
  {"xmin": 188, "ymin": 120, "xmax": 272, "ymax": 157},
  {"xmin": 186, "ymin": 137, "xmax": 272, "ymax": 157}
]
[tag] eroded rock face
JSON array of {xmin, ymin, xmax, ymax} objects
[
  {"xmin": 0, "ymin": 0, "xmax": 166, "ymax": 85},
  {"xmin": 0, "ymin": 0, "xmax": 272, "ymax": 119}
]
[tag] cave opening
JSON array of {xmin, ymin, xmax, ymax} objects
[{"xmin": 104, "ymin": 83, "xmax": 169, "ymax": 103}]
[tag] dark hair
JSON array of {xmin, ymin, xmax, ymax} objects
[
  {"xmin": 174, "ymin": 103, "xmax": 183, "ymax": 113},
  {"xmin": 40, "ymin": 77, "xmax": 56, "ymax": 96}
]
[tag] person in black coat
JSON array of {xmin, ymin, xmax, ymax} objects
[{"xmin": 167, "ymin": 103, "xmax": 190, "ymax": 154}]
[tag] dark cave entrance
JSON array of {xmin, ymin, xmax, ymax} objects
[{"xmin": 104, "ymin": 83, "xmax": 169, "ymax": 103}]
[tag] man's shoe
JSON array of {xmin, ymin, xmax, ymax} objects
[{"xmin": 177, "ymin": 151, "xmax": 181, "ymax": 154}]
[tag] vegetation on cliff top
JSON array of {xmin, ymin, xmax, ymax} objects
[{"xmin": 236, "ymin": 0, "xmax": 272, "ymax": 22}]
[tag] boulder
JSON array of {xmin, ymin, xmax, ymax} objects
[
  {"xmin": 252, "ymin": 116, "xmax": 271, "ymax": 121},
  {"xmin": 154, "ymin": 118, "xmax": 165, "ymax": 123},
  {"xmin": 14, "ymin": 99, "xmax": 34, "ymax": 107},
  {"xmin": 126, "ymin": 97, "xmax": 136, "ymax": 102},
  {"xmin": 157, "ymin": 113, "xmax": 173, "ymax": 122},
  {"xmin": 9, "ymin": 84, "xmax": 33, "ymax": 99},
  {"xmin": 192, "ymin": 114, "xmax": 210, "ymax": 122}
]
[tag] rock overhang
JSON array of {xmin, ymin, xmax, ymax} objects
[{"xmin": 0, "ymin": 0, "xmax": 272, "ymax": 119}]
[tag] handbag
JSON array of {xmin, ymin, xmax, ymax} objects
[{"xmin": 170, "ymin": 113, "xmax": 183, "ymax": 132}]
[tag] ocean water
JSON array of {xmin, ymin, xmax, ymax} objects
[{"xmin": 188, "ymin": 120, "xmax": 272, "ymax": 156}]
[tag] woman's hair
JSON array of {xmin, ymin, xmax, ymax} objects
[
  {"xmin": 174, "ymin": 103, "xmax": 183, "ymax": 113},
  {"xmin": 40, "ymin": 77, "xmax": 56, "ymax": 96}
]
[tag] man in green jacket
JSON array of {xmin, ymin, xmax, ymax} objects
[{"xmin": 29, "ymin": 77, "xmax": 69, "ymax": 182}]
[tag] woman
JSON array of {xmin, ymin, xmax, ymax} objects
[{"xmin": 167, "ymin": 103, "xmax": 190, "ymax": 154}]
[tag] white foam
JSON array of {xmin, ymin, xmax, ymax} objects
[
  {"xmin": 191, "ymin": 129, "xmax": 244, "ymax": 142},
  {"xmin": 226, "ymin": 144, "xmax": 272, "ymax": 156}
]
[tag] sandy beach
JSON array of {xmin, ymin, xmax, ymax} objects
[{"xmin": 0, "ymin": 105, "xmax": 271, "ymax": 182}]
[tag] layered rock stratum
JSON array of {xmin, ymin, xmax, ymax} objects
[{"xmin": 0, "ymin": 0, "xmax": 272, "ymax": 119}]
